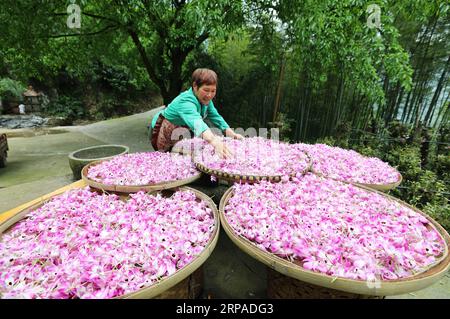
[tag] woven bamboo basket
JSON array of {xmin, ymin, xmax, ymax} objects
[
  {"xmin": 153, "ymin": 266, "xmax": 204, "ymax": 299},
  {"xmin": 81, "ymin": 160, "xmax": 202, "ymax": 193},
  {"xmin": 310, "ymin": 167, "xmax": 403, "ymax": 192},
  {"xmin": 194, "ymin": 151, "xmax": 312, "ymax": 184},
  {"xmin": 266, "ymin": 267, "xmax": 384, "ymax": 299},
  {"xmin": 0, "ymin": 186, "xmax": 220, "ymax": 299},
  {"xmin": 352, "ymin": 174, "xmax": 402, "ymax": 192},
  {"xmin": 219, "ymin": 185, "xmax": 450, "ymax": 297}
]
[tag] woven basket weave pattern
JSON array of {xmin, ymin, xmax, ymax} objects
[{"xmin": 0, "ymin": 187, "xmax": 219, "ymax": 299}]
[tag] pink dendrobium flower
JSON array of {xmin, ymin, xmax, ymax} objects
[
  {"xmin": 0, "ymin": 187, "xmax": 215, "ymax": 299},
  {"xmin": 172, "ymin": 137, "xmax": 208, "ymax": 156},
  {"xmin": 86, "ymin": 152, "xmax": 199, "ymax": 186},
  {"xmin": 223, "ymin": 173, "xmax": 446, "ymax": 282},
  {"xmin": 294, "ymin": 143, "xmax": 401, "ymax": 185},
  {"xmin": 193, "ymin": 137, "xmax": 309, "ymax": 179}
]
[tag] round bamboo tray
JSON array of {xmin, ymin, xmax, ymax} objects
[
  {"xmin": 194, "ymin": 151, "xmax": 312, "ymax": 184},
  {"xmin": 310, "ymin": 167, "xmax": 403, "ymax": 192},
  {"xmin": 352, "ymin": 174, "xmax": 402, "ymax": 192},
  {"xmin": 153, "ymin": 266, "xmax": 204, "ymax": 299},
  {"xmin": 81, "ymin": 160, "xmax": 202, "ymax": 193},
  {"xmin": 0, "ymin": 186, "xmax": 220, "ymax": 299},
  {"xmin": 219, "ymin": 184, "xmax": 450, "ymax": 297},
  {"xmin": 267, "ymin": 267, "xmax": 384, "ymax": 299}
]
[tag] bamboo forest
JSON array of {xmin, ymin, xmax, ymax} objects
[{"xmin": 0, "ymin": 0, "xmax": 449, "ymax": 301}]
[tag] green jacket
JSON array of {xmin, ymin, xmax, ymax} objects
[{"xmin": 151, "ymin": 88, "xmax": 230, "ymax": 136}]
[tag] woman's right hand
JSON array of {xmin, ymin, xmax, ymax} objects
[
  {"xmin": 211, "ymin": 138, "xmax": 233, "ymax": 159},
  {"xmin": 202, "ymin": 129, "xmax": 233, "ymax": 159}
]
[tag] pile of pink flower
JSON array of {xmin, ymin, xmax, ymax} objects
[
  {"xmin": 224, "ymin": 173, "xmax": 446, "ymax": 281},
  {"xmin": 193, "ymin": 137, "xmax": 310, "ymax": 178},
  {"xmin": 294, "ymin": 143, "xmax": 400, "ymax": 185},
  {"xmin": 172, "ymin": 137, "xmax": 207, "ymax": 155},
  {"xmin": 86, "ymin": 152, "xmax": 199, "ymax": 186},
  {"xmin": 0, "ymin": 188, "xmax": 215, "ymax": 299}
]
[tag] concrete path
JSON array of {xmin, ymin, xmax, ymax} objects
[{"xmin": 0, "ymin": 109, "xmax": 448, "ymax": 298}]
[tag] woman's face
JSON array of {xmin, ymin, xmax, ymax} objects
[{"xmin": 193, "ymin": 83, "xmax": 216, "ymax": 105}]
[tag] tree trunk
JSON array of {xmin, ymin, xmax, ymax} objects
[
  {"xmin": 295, "ymin": 71, "xmax": 307, "ymax": 141},
  {"xmin": 378, "ymin": 74, "xmax": 390, "ymax": 120},
  {"xmin": 385, "ymin": 82, "xmax": 401, "ymax": 124},
  {"xmin": 302, "ymin": 87, "xmax": 312, "ymax": 140},
  {"xmin": 393, "ymin": 87, "xmax": 404, "ymax": 122},
  {"xmin": 362, "ymin": 101, "xmax": 373, "ymax": 131},
  {"xmin": 335, "ymin": 73, "xmax": 345, "ymax": 126},
  {"xmin": 434, "ymin": 90, "xmax": 449, "ymax": 128},
  {"xmin": 272, "ymin": 54, "xmax": 286, "ymax": 123},
  {"xmin": 424, "ymin": 55, "xmax": 450, "ymax": 125},
  {"xmin": 162, "ymin": 49, "xmax": 189, "ymax": 105},
  {"xmin": 412, "ymin": 14, "xmax": 439, "ymax": 127},
  {"xmin": 401, "ymin": 13, "xmax": 439, "ymax": 124},
  {"xmin": 349, "ymin": 89, "xmax": 357, "ymax": 127},
  {"xmin": 401, "ymin": 90, "xmax": 412, "ymax": 122}
]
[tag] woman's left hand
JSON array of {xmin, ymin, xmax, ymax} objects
[{"xmin": 225, "ymin": 128, "xmax": 244, "ymax": 140}]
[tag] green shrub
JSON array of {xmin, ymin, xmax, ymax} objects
[
  {"xmin": 386, "ymin": 120, "xmax": 411, "ymax": 142},
  {"xmin": 423, "ymin": 202, "xmax": 450, "ymax": 232},
  {"xmin": 88, "ymin": 96, "xmax": 137, "ymax": 120},
  {"xmin": 351, "ymin": 144, "xmax": 385, "ymax": 159},
  {"xmin": 315, "ymin": 136, "xmax": 337, "ymax": 146},
  {"xmin": 392, "ymin": 170, "xmax": 447, "ymax": 205},
  {"xmin": 92, "ymin": 62, "xmax": 137, "ymax": 95},
  {"xmin": 43, "ymin": 95, "xmax": 85, "ymax": 122},
  {"xmin": 269, "ymin": 112, "xmax": 295, "ymax": 142},
  {"xmin": 429, "ymin": 154, "xmax": 450, "ymax": 182},
  {"xmin": 384, "ymin": 145, "xmax": 422, "ymax": 181},
  {"xmin": 333, "ymin": 121, "xmax": 351, "ymax": 148},
  {"xmin": 0, "ymin": 78, "xmax": 25, "ymax": 101},
  {"xmin": 388, "ymin": 168, "xmax": 449, "ymax": 232},
  {"xmin": 436, "ymin": 124, "xmax": 450, "ymax": 155}
]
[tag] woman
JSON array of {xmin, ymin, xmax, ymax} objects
[{"xmin": 151, "ymin": 68, "xmax": 243, "ymax": 157}]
